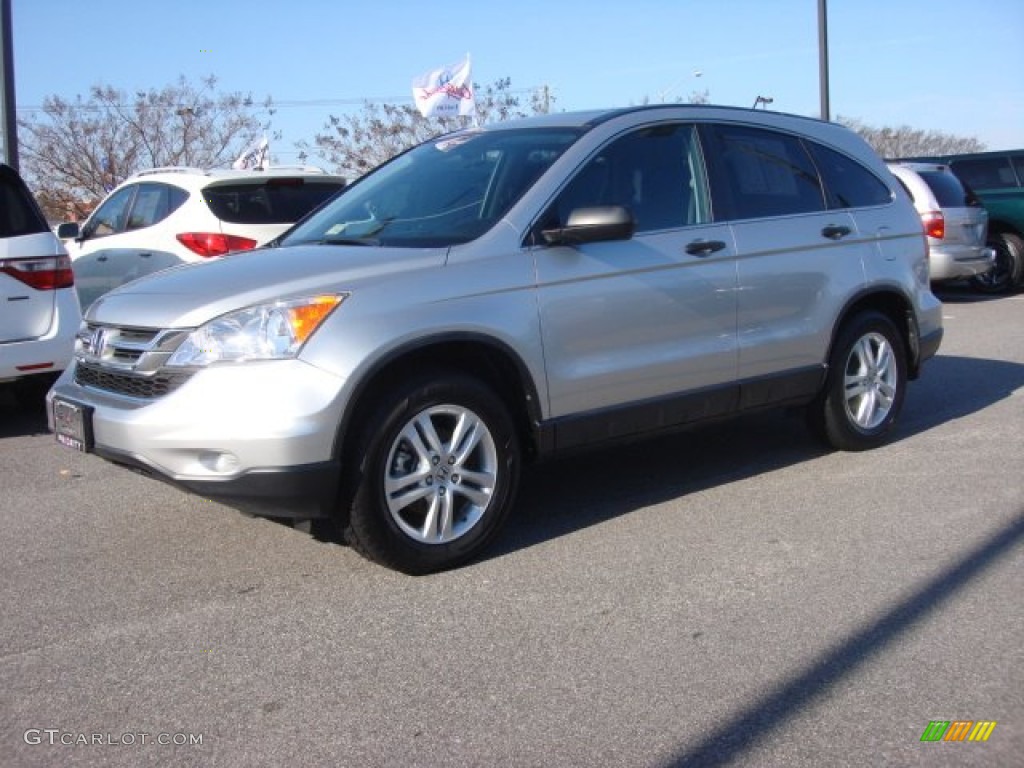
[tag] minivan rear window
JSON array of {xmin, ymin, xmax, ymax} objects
[
  {"xmin": 918, "ymin": 171, "xmax": 979, "ymax": 207},
  {"xmin": 203, "ymin": 181, "xmax": 345, "ymax": 224},
  {"xmin": 0, "ymin": 172, "xmax": 48, "ymax": 237}
]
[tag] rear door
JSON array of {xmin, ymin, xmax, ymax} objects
[
  {"xmin": 701, "ymin": 124, "xmax": 875, "ymax": 399},
  {"xmin": 0, "ymin": 166, "xmax": 59, "ymax": 342}
]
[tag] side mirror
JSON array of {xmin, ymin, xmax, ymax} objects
[
  {"xmin": 542, "ymin": 205, "xmax": 634, "ymax": 246},
  {"xmin": 56, "ymin": 222, "xmax": 80, "ymax": 240}
]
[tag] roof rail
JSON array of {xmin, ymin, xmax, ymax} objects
[
  {"xmin": 131, "ymin": 166, "xmax": 208, "ymax": 178},
  {"xmin": 127, "ymin": 164, "xmax": 335, "ymax": 181}
]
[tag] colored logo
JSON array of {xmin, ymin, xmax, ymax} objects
[{"xmin": 920, "ymin": 720, "xmax": 997, "ymax": 742}]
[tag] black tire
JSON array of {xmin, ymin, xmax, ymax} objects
[
  {"xmin": 341, "ymin": 372, "xmax": 521, "ymax": 574},
  {"xmin": 808, "ymin": 312, "xmax": 907, "ymax": 451},
  {"xmin": 970, "ymin": 232, "xmax": 1023, "ymax": 294}
]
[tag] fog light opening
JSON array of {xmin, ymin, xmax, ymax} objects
[{"xmin": 198, "ymin": 451, "xmax": 240, "ymax": 473}]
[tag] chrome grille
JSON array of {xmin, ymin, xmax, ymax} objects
[{"xmin": 74, "ymin": 323, "xmax": 194, "ymax": 399}]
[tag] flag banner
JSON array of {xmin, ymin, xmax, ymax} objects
[
  {"xmin": 232, "ymin": 136, "xmax": 270, "ymax": 170},
  {"xmin": 412, "ymin": 55, "xmax": 476, "ymax": 118}
]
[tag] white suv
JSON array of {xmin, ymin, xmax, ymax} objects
[
  {"xmin": 1, "ymin": 163, "xmax": 82, "ymax": 401},
  {"xmin": 58, "ymin": 166, "xmax": 346, "ymax": 308}
]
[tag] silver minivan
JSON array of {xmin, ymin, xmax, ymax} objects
[
  {"xmin": 49, "ymin": 106, "xmax": 943, "ymax": 573},
  {"xmin": 887, "ymin": 161, "xmax": 994, "ymax": 283}
]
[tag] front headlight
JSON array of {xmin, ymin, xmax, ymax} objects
[{"xmin": 166, "ymin": 294, "xmax": 346, "ymax": 368}]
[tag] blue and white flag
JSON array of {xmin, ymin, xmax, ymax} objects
[
  {"xmin": 232, "ymin": 135, "xmax": 270, "ymax": 170},
  {"xmin": 412, "ymin": 55, "xmax": 476, "ymax": 118}
]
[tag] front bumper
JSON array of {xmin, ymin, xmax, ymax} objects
[{"xmin": 47, "ymin": 357, "xmax": 347, "ymax": 517}]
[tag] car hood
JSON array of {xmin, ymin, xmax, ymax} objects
[{"xmin": 86, "ymin": 244, "xmax": 448, "ymax": 328}]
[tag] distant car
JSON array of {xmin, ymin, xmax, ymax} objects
[
  {"xmin": 0, "ymin": 163, "xmax": 82, "ymax": 402},
  {"xmin": 936, "ymin": 150, "xmax": 1024, "ymax": 293},
  {"xmin": 58, "ymin": 166, "xmax": 346, "ymax": 309},
  {"xmin": 886, "ymin": 162, "xmax": 994, "ymax": 285}
]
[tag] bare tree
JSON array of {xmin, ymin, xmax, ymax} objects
[
  {"xmin": 302, "ymin": 78, "xmax": 554, "ymax": 178},
  {"xmin": 18, "ymin": 75, "xmax": 274, "ymax": 221},
  {"xmin": 838, "ymin": 116, "xmax": 985, "ymax": 158}
]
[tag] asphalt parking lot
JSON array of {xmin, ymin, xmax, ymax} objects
[{"xmin": 1, "ymin": 287, "xmax": 1021, "ymax": 768}]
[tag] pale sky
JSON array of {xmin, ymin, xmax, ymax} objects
[{"xmin": 10, "ymin": 0, "xmax": 1024, "ymax": 165}]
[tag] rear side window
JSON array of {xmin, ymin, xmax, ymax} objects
[
  {"xmin": 125, "ymin": 183, "xmax": 188, "ymax": 231},
  {"xmin": 707, "ymin": 125, "xmax": 825, "ymax": 220},
  {"xmin": 203, "ymin": 181, "xmax": 345, "ymax": 224},
  {"xmin": 806, "ymin": 143, "xmax": 892, "ymax": 209},
  {"xmin": 0, "ymin": 171, "xmax": 48, "ymax": 237},
  {"xmin": 949, "ymin": 157, "xmax": 1019, "ymax": 190},
  {"xmin": 918, "ymin": 171, "xmax": 978, "ymax": 207}
]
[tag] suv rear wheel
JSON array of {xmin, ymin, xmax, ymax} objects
[
  {"xmin": 343, "ymin": 372, "xmax": 521, "ymax": 574},
  {"xmin": 809, "ymin": 312, "xmax": 907, "ymax": 451}
]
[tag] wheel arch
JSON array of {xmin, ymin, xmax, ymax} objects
[
  {"xmin": 829, "ymin": 288, "xmax": 922, "ymax": 379},
  {"xmin": 987, "ymin": 218, "xmax": 1023, "ymax": 239},
  {"xmin": 332, "ymin": 333, "xmax": 545, "ymax": 476}
]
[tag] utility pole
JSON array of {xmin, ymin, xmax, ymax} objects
[
  {"xmin": 818, "ymin": 0, "xmax": 830, "ymax": 121},
  {"xmin": 1, "ymin": 0, "xmax": 18, "ymax": 169}
]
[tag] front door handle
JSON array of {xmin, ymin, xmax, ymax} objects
[
  {"xmin": 821, "ymin": 224, "xmax": 851, "ymax": 240},
  {"xmin": 685, "ymin": 239, "xmax": 727, "ymax": 256}
]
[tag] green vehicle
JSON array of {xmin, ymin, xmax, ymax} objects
[{"xmin": 920, "ymin": 150, "xmax": 1024, "ymax": 293}]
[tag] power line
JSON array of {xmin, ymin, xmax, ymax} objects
[{"xmin": 14, "ymin": 87, "xmax": 546, "ymax": 115}]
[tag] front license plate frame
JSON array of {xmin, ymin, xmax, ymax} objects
[{"xmin": 52, "ymin": 397, "xmax": 94, "ymax": 453}]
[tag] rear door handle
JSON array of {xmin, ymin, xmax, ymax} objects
[
  {"xmin": 821, "ymin": 225, "xmax": 851, "ymax": 240},
  {"xmin": 685, "ymin": 239, "xmax": 727, "ymax": 256}
]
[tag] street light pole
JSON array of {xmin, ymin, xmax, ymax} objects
[
  {"xmin": 818, "ymin": 0, "xmax": 830, "ymax": 121},
  {"xmin": 1, "ymin": 0, "xmax": 18, "ymax": 170}
]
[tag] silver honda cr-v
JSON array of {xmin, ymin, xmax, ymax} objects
[{"xmin": 49, "ymin": 105, "xmax": 943, "ymax": 573}]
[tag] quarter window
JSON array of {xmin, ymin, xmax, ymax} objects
[
  {"xmin": 709, "ymin": 125, "xmax": 825, "ymax": 220},
  {"xmin": 807, "ymin": 142, "xmax": 892, "ymax": 209}
]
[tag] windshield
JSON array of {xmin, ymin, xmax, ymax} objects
[{"xmin": 281, "ymin": 127, "xmax": 581, "ymax": 248}]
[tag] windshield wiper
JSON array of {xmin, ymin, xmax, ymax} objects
[{"xmin": 315, "ymin": 237, "xmax": 380, "ymax": 246}]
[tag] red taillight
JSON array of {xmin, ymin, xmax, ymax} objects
[
  {"xmin": 0, "ymin": 254, "xmax": 74, "ymax": 290},
  {"xmin": 921, "ymin": 211, "xmax": 944, "ymax": 240},
  {"xmin": 176, "ymin": 233, "xmax": 259, "ymax": 258}
]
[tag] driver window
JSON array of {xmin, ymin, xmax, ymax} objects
[
  {"xmin": 552, "ymin": 123, "xmax": 706, "ymax": 233},
  {"xmin": 84, "ymin": 186, "xmax": 135, "ymax": 238}
]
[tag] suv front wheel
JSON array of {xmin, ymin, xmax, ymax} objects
[
  {"xmin": 343, "ymin": 372, "xmax": 521, "ymax": 574},
  {"xmin": 809, "ymin": 312, "xmax": 908, "ymax": 451}
]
